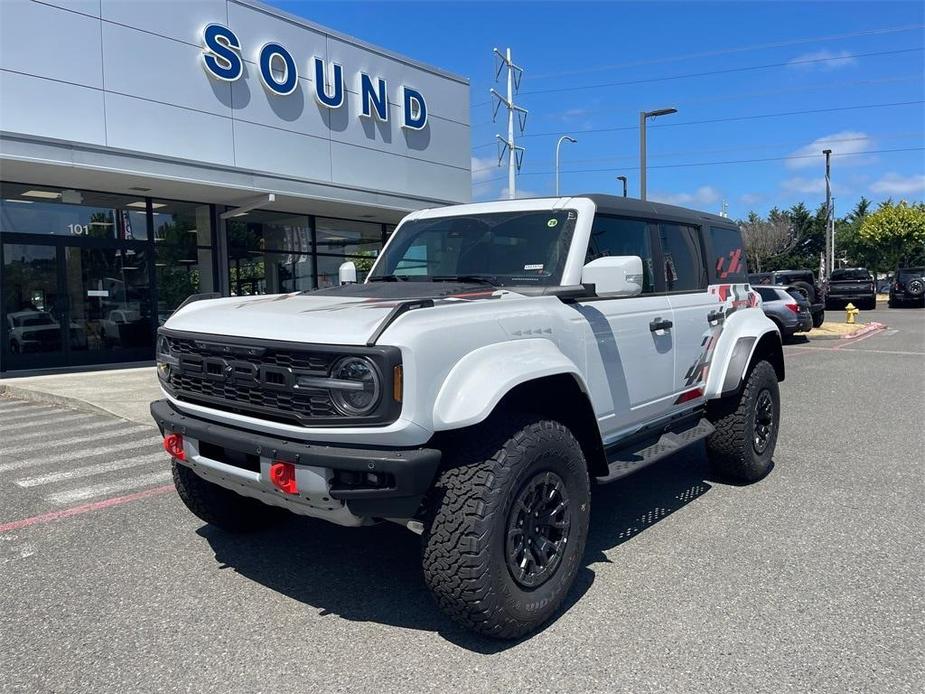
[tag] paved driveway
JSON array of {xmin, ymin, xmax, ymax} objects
[{"xmin": 1, "ymin": 307, "xmax": 922, "ymax": 693}]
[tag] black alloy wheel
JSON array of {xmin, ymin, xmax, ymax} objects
[
  {"xmin": 753, "ymin": 389, "xmax": 775, "ymax": 455},
  {"xmin": 505, "ymin": 470, "xmax": 571, "ymax": 589}
]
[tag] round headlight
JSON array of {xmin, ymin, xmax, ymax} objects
[{"xmin": 330, "ymin": 357, "xmax": 381, "ymax": 416}]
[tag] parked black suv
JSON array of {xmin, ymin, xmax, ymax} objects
[
  {"xmin": 888, "ymin": 267, "xmax": 925, "ymax": 308},
  {"xmin": 826, "ymin": 268, "xmax": 876, "ymax": 310},
  {"xmin": 749, "ymin": 269, "xmax": 825, "ymax": 328}
]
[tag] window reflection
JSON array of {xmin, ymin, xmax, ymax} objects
[{"xmin": 153, "ymin": 201, "xmax": 213, "ymax": 321}]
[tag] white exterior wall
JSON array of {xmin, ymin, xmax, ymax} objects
[{"xmin": 0, "ymin": 0, "xmax": 471, "ymax": 209}]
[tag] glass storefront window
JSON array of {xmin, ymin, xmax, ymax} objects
[
  {"xmin": 226, "ymin": 211, "xmax": 313, "ymax": 295},
  {"xmin": 0, "ymin": 182, "xmax": 147, "ymax": 240},
  {"xmin": 314, "ymin": 217, "xmax": 383, "ymax": 289},
  {"xmin": 153, "ymin": 200, "xmax": 213, "ymax": 322}
]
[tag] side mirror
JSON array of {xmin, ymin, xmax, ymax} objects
[
  {"xmin": 581, "ymin": 256, "xmax": 643, "ymax": 297},
  {"xmin": 338, "ymin": 261, "xmax": 357, "ymax": 285}
]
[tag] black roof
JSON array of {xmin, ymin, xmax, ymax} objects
[{"xmin": 578, "ymin": 194, "xmax": 734, "ymax": 227}]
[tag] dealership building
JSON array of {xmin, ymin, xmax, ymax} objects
[{"xmin": 0, "ymin": 0, "xmax": 470, "ymax": 374}]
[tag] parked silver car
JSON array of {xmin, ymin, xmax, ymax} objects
[{"xmin": 755, "ymin": 286, "xmax": 813, "ymax": 339}]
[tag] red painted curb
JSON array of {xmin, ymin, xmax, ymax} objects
[{"xmin": 840, "ymin": 321, "xmax": 885, "ymax": 339}]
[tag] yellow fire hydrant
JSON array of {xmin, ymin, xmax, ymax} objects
[{"xmin": 845, "ymin": 303, "xmax": 860, "ymax": 324}]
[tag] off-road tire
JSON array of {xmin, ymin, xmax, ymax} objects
[
  {"xmin": 863, "ymin": 297, "xmax": 877, "ymax": 311},
  {"xmin": 422, "ymin": 416, "xmax": 590, "ymax": 639},
  {"xmin": 705, "ymin": 360, "xmax": 780, "ymax": 483},
  {"xmin": 812, "ymin": 310, "xmax": 825, "ymax": 329},
  {"xmin": 791, "ymin": 280, "xmax": 816, "ymax": 303},
  {"xmin": 172, "ymin": 460, "xmax": 286, "ymax": 532}
]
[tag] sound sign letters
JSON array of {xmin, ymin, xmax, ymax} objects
[{"xmin": 200, "ymin": 23, "xmax": 428, "ymax": 130}]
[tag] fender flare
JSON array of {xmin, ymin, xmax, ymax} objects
[
  {"xmin": 704, "ymin": 311, "xmax": 783, "ymax": 399},
  {"xmin": 432, "ymin": 339, "xmax": 588, "ymax": 431}
]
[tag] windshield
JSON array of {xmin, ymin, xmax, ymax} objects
[
  {"xmin": 368, "ymin": 210, "xmax": 577, "ymax": 287},
  {"xmin": 830, "ymin": 269, "xmax": 871, "ymax": 281}
]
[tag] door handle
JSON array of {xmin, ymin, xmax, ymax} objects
[
  {"xmin": 649, "ymin": 317, "xmax": 673, "ymax": 332},
  {"xmin": 707, "ymin": 309, "xmax": 725, "ymax": 324}
]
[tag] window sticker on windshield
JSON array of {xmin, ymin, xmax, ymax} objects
[
  {"xmin": 524, "ymin": 264, "xmax": 544, "ymax": 271},
  {"xmin": 547, "ymin": 218, "xmax": 558, "ymax": 228}
]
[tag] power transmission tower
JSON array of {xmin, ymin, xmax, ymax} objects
[
  {"xmin": 490, "ymin": 48, "xmax": 527, "ymax": 199},
  {"xmin": 720, "ymin": 199, "xmax": 729, "ymax": 218}
]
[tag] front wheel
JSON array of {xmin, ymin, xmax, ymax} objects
[
  {"xmin": 422, "ymin": 417, "xmax": 590, "ymax": 639},
  {"xmin": 706, "ymin": 360, "xmax": 780, "ymax": 483},
  {"xmin": 172, "ymin": 461, "xmax": 287, "ymax": 533},
  {"xmin": 812, "ymin": 310, "xmax": 825, "ymax": 329}
]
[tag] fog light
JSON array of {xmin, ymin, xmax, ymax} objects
[
  {"xmin": 269, "ymin": 461, "xmax": 299, "ymax": 495},
  {"xmin": 163, "ymin": 433, "xmax": 185, "ymax": 461}
]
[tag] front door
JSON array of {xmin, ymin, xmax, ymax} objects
[{"xmin": 1, "ymin": 237, "xmax": 154, "ymax": 371}]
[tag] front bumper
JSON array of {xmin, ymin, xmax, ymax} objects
[{"xmin": 150, "ymin": 399, "xmax": 441, "ymax": 520}]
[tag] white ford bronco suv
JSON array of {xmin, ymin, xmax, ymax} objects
[{"xmin": 151, "ymin": 195, "xmax": 783, "ymax": 639}]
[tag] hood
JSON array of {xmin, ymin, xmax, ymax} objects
[{"xmin": 164, "ymin": 282, "xmax": 509, "ymax": 346}]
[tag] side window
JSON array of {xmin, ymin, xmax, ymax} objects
[
  {"xmin": 708, "ymin": 226, "xmax": 748, "ymax": 281},
  {"xmin": 585, "ymin": 216, "xmax": 655, "ymax": 293},
  {"xmin": 658, "ymin": 223, "xmax": 707, "ymax": 292}
]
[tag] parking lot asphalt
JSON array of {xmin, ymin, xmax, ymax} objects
[{"xmin": 1, "ymin": 306, "xmax": 922, "ymax": 694}]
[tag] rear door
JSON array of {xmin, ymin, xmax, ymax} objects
[
  {"xmin": 660, "ymin": 222, "xmax": 715, "ymax": 403},
  {"xmin": 575, "ymin": 215, "xmax": 676, "ymax": 442}
]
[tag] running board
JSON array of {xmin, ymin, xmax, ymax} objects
[{"xmin": 595, "ymin": 417, "xmax": 715, "ymax": 485}]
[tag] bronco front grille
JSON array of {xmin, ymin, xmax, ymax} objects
[{"xmin": 159, "ymin": 332, "xmax": 401, "ymax": 427}]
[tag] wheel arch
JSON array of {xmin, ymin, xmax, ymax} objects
[
  {"xmin": 431, "ymin": 339, "xmax": 607, "ymax": 478},
  {"xmin": 705, "ymin": 310, "xmax": 784, "ymax": 400}
]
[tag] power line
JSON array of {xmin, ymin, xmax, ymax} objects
[
  {"xmin": 471, "ymin": 147, "xmax": 925, "ymax": 185},
  {"xmin": 519, "ymin": 74, "xmax": 923, "ymax": 124},
  {"xmin": 471, "ymin": 131, "xmax": 925, "ymax": 173},
  {"xmin": 472, "ymin": 46, "xmax": 923, "ymax": 107},
  {"xmin": 471, "ymin": 99, "xmax": 924, "ymax": 148},
  {"xmin": 528, "ymin": 24, "xmax": 925, "ymax": 80}
]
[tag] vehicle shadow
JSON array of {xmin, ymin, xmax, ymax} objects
[{"xmin": 198, "ymin": 443, "xmax": 736, "ymax": 653}]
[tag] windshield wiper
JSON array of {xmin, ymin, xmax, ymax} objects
[{"xmin": 431, "ymin": 274, "xmax": 499, "ymax": 286}]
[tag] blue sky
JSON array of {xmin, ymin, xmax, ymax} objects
[{"xmin": 271, "ymin": 0, "xmax": 924, "ymax": 219}]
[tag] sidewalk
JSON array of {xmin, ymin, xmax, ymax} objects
[{"xmin": 0, "ymin": 367, "xmax": 161, "ymax": 426}]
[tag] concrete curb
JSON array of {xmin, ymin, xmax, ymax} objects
[
  {"xmin": 0, "ymin": 383, "xmax": 138, "ymax": 424},
  {"xmin": 808, "ymin": 321, "xmax": 886, "ymax": 341}
]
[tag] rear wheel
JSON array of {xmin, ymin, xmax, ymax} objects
[
  {"xmin": 172, "ymin": 461, "xmax": 286, "ymax": 533},
  {"xmin": 791, "ymin": 280, "xmax": 816, "ymax": 303},
  {"xmin": 812, "ymin": 310, "xmax": 825, "ymax": 328},
  {"xmin": 863, "ymin": 297, "xmax": 877, "ymax": 311},
  {"xmin": 706, "ymin": 360, "xmax": 780, "ymax": 483},
  {"xmin": 422, "ymin": 416, "xmax": 590, "ymax": 639}
]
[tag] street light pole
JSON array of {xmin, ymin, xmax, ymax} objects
[
  {"xmin": 555, "ymin": 135, "xmax": 577, "ymax": 196},
  {"xmin": 823, "ymin": 148, "xmax": 832, "ymax": 277},
  {"xmin": 639, "ymin": 107, "xmax": 677, "ymax": 201},
  {"xmin": 617, "ymin": 176, "xmax": 628, "ymax": 198}
]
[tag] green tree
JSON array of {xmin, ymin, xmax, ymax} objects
[{"xmin": 858, "ymin": 200, "xmax": 925, "ymax": 272}]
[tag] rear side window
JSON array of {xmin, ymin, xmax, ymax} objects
[
  {"xmin": 708, "ymin": 226, "xmax": 747, "ymax": 282},
  {"xmin": 658, "ymin": 223, "xmax": 707, "ymax": 291},
  {"xmin": 897, "ymin": 268, "xmax": 924, "ymax": 281},
  {"xmin": 756, "ymin": 287, "xmax": 779, "ymax": 302},
  {"xmin": 586, "ymin": 215, "xmax": 655, "ymax": 293}
]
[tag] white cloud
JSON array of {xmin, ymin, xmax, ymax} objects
[
  {"xmin": 779, "ymin": 177, "xmax": 851, "ymax": 196},
  {"xmin": 740, "ymin": 192, "xmax": 765, "ymax": 206},
  {"xmin": 471, "ymin": 155, "xmax": 498, "ymax": 184},
  {"xmin": 650, "ymin": 186, "xmax": 721, "ymax": 207},
  {"xmin": 787, "ymin": 131, "xmax": 873, "ymax": 170},
  {"xmin": 787, "ymin": 49, "xmax": 857, "ymax": 71},
  {"xmin": 870, "ymin": 172, "xmax": 925, "ymax": 195},
  {"xmin": 498, "ymin": 186, "xmax": 541, "ymax": 200}
]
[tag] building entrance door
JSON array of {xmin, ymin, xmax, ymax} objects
[{"xmin": 1, "ymin": 235, "xmax": 154, "ymax": 372}]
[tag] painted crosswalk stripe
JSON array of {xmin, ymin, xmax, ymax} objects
[
  {"xmin": 46, "ymin": 470, "xmax": 174, "ymax": 505},
  {"xmin": 14, "ymin": 452, "xmax": 167, "ymax": 487},
  {"xmin": 0, "ymin": 400, "xmax": 46, "ymax": 412},
  {"xmin": 0, "ymin": 407, "xmax": 64, "ymax": 425},
  {"xmin": 0, "ymin": 438, "xmax": 162, "ymax": 473},
  {"xmin": 2, "ymin": 418, "xmax": 124, "ymax": 445},
  {"xmin": 1, "ymin": 425, "xmax": 152, "ymax": 456},
  {"xmin": 0, "ymin": 412, "xmax": 94, "ymax": 432}
]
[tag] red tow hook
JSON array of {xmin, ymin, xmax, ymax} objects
[
  {"xmin": 163, "ymin": 433, "xmax": 185, "ymax": 461},
  {"xmin": 269, "ymin": 461, "xmax": 299, "ymax": 495}
]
